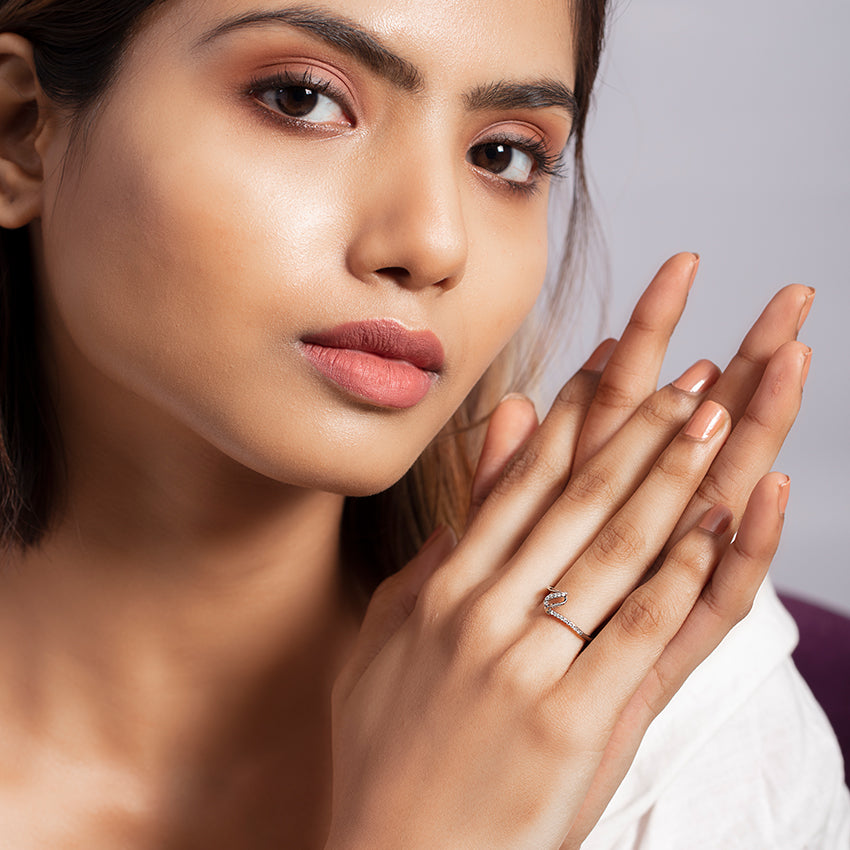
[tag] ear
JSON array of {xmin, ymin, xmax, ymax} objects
[{"xmin": 0, "ymin": 33, "xmax": 51, "ymax": 230}]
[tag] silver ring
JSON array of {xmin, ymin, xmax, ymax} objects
[{"xmin": 543, "ymin": 586, "xmax": 591, "ymax": 642}]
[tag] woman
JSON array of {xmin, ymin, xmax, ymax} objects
[{"xmin": 0, "ymin": 0, "xmax": 844, "ymax": 847}]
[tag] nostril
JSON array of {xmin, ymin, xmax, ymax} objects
[{"xmin": 376, "ymin": 267, "xmax": 411, "ymax": 280}]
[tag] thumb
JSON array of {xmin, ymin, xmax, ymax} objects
[{"xmin": 334, "ymin": 525, "xmax": 457, "ymax": 702}]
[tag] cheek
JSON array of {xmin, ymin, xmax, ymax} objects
[
  {"xmin": 34, "ymin": 90, "xmax": 551, "ymax": 495},
  {"xmin": 39, "ymin": 105, "xmax": 345, "ymax": 408}
]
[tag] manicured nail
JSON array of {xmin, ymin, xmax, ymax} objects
[
  {"xmin": 683, "ymin": 400, "xmax": 726, "ymax": 440},
  {"xmin": 687, "ymin": 253, "xmax": 700, "ymax": 290},
  {"xmin": 672, "ymin": 359, "xmax": 719, "ymax": 393},
  {"xmin": 583, "ymin": 338, "xmax": 618, "ymax": 372},
  {"xmin": 778, "ymin": 475, "xmax": 791, "ymax": 516},
  {"xmin": 699, "ymin": 504, "xmax": 733, "ymax": 536},
  {"xmin": 796, "ymin": 288, "xmax": 816, "ymax": 334},
  {"xmin": 800, "ymin": 346, "xmax": 812, "ymax": 390}
]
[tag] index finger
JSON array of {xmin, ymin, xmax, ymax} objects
[{"xmin": 573, "ymin": 252, "xmax": 699, "ymax": 468}]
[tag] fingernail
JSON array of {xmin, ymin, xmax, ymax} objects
[
  {"xmin": 778, "ymin": 476, "xmax": 791, "ymax": 516},
  {"xmin": 699, "ymin": 504, "xmax": 733, "ymax": 535},
  {"xmin": 796, "ymin": 288, "xmax": 816, "ymax": 334},
  {"xmin": 687, "ymin": 253, "xmax": 700, "ymax": 290},
  {"xmin": 499, "ymin": 392, "xmax": 529, "ymax": 405},
  {"xmin": 583, "ymin": 338, "xmax": 618, "ymax": 372},
  {"xmin": 683, "ymin": 400, "xmax": 726, "ymax": 440},
  {"xmin": 672, "ymin": 359, "xmax": 719, "ymax": 393},
  {"xmin": 800, "ymin": 346, "xmax": 812, "ymax": 390}
]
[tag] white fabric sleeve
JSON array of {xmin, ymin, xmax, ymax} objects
[{"xmin": 582, "ymin": 581, "xmax": 850, "ymax": 849}]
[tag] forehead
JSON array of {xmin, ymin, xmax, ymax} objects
[{"xmin": 149, "ymin": 0, "xmax": 576, "ymax": 87}]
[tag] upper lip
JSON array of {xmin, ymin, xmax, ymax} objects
[{"xmin": 302, "ymin": 319, "xmax": 445, "ymax": 373}]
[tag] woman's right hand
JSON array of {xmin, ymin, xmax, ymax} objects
[{"xmin": 325, "ymin": 256, "xmax": 810, "ymax": 850}]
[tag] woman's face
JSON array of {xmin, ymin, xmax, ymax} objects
[{"xmin": 35, "ymin": 0, "xmax": 576, "ymax": 495}]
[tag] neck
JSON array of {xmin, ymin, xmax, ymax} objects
[{"xmin": 0, "ymin": 422, "xmax": 363, "ymax": 845}]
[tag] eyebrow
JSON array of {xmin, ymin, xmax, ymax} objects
[
  {"xmin": 194, "ymin": 5, "xmax": 577, "ymax": 119},
  {"xmin": 465, "ymin": 81, "xmax": 577, "ymax": 122},
  {"xmin": 193, "ymin": 5, "xmax": 423, "ymax": 91}
]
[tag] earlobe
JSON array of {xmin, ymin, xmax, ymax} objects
[{"xmin": 0, "ymin": 33, "xmax": 49, "ymax": 230}]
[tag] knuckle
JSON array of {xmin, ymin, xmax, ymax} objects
[
  {"xmin": 732, "ymin": 532, "xmax": 777, "ymax": 571},
  {"xmin": 554, "ymin": 373, "xmax": 596, "ymax": 411},
  {"xmin": 488, "ymin": 641, "xmax": 547, "ymax": 702},
  {"xmin": 492, "ymin": 443, "xmax": 564, "ymax": 498},
  {"xmin": 591, "ymin": 379, "xmax": 638, "ymax": 414},
  {"xmin": 695, "ymin": 464, "xmax": 740, "ymax": 509},
  {"xmin": 739, "ymin": 404, "xmax": 776, "ymax": 434},
  {"xmin": 564, "ymin": 464, "xmax": 616, "ymax": 506},
  {"xmin": 635, "ymin": 391, "xmax": 679, "ymax": 429},
  {"xmin": 624, "ymin": 312, "xmax": 659, "ymax": 335},
  {"xmin": 700, "ymin": 576, "xmax": 753, "ymax": 627},
  {"xmin": 663, "ymin": 537, "xmax": 715, "ymax": 585},
  {"xmin": 594, "ymin": 517, "xmax": 646, "ymax": 563},
  {"xmin": 734, "ymin": 346, "xmax": 766, "ymax": 370},
  {"xmin": 653, "ymin": 446, "xmax": 701, "ymax": 490},
  {"xmin": 617, "ymin": 586, "xmax": 669, "ymax": 640},
  {"xmin": 448, "ymin": 588, "xmax": 505, "ymax": 652}
]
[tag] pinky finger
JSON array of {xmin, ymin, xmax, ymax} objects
[{"xmin": 632, "ymin": 470, "xmax": 788, "ymax": 716}]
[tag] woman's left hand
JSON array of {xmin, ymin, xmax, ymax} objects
[{"xmin": 467, "ymin": 253, "xmax": 812, "ymax": 846}]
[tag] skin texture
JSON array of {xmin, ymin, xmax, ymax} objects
[{"xmin": 0, "ymin": 1, "xmax": 810, "ymax": 847}]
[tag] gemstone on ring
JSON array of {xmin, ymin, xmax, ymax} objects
[{"xmin": 542, "ymin": 586, "xmax": 591, "ymax": 642}]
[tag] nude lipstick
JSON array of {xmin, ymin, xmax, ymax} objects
[{"xmin": 300, "ymin": 319, "xmax": 444, "ymax": 409}]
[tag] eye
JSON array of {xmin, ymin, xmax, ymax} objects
[
  {"xmin": 468, "ymin": 142, "xmax": 535, "ymax": 184},
  {"xmin": 249, "ymin": 71, "xmax": 351, "ymax": 126}
]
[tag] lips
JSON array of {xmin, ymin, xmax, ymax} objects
[
  {"xmin": 300, "ymin": 319, "xmax": 444, "ymax": 409},
  {"xmin": 303, "ymin": 319, "xmax": 445, "ymax": 372}
]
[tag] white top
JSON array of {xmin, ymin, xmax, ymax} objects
[{"xmin": 584, "ymin": 580, "xmax": 850, "ymax": 849}]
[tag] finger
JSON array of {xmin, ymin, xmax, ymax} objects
[
  {"xmin": 556, "ymin": 504, "xmax": 736, "ymax": 847},
  {"xmin": 554, "ymin": 495, "xmax": 736, "ymax": 737},
  {"xmin": 707, "ymin": 284, "xmax": 814, "ymax": 427},
  {"xmin": 663, "ymin": 339, "xmax": 807, "ymax": 553},
  {"xmin": 508, "ymin": 399, "xmax": 731, "ymax": 668},
  {"xmin": 573, "ymin": 252, "xmax": 699, "ymax": 469},
  {"xmin": 333, "ymin": 525, "xmax": 457, "ymax": 703},
  {"xmin": 454, "ymin": 358, "xmax": 603, "ymax": 582},
  {"xmin": 468, "ymin": 394, "xmax": 539, "ymax": 525},
  {"xmin": 456, "ymin": 361, "xmax": 718, "ymax": 596},
  {"xmin": 611, "ymin": 471, "xmax": 787, "ymax": 743}
]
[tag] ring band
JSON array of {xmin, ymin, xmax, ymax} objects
[{"xmin": 543, "ymin": 586, "xmax": 591, "ymax": 642}]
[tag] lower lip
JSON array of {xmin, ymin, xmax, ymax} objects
[{"xmin": 301, "ymin": 344, "xmax": 436, "ymax": 409}]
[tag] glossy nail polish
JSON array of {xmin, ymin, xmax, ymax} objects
[
  {"xmin": 778, "ymin": 476, "xmax": 791, "ymax": 516},
  {"xmin": 683, "ymin": 400, "xmax": 726, "ymax": 440},
  {"xmin": 796, "ymin": 288, "xmax": 816, "ymax": 334},
  {"xmin": 801, "ymin": 347, "xmax": 812, "ymax": 390},
  {"xmin": 672, "ymin": 359, "xmax": 719, "ymax": 393},
  {"xmin": 687, "ymin": 253, "xmax": 700, "ymax": 290}
]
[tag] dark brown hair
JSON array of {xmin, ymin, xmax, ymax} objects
[{"xmin": 0, "ymin": 0, "xmax": 609, "ymax": 599}]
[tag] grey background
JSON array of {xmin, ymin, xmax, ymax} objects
[{"xmin": 545, "ymin": 1, "xmax": 850, "ymax": 614}]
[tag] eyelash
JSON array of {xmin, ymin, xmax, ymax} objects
[
  {"xmin": 248, "ymin": 68, "xmax": 353, "ymax": 125},
  {"xmin": 246, "ymin": 70, "xmax": 568, "ymax": 196},
  {"xmin": 473, "ymin": 134, "xmax": 567, "ymax": 198}
]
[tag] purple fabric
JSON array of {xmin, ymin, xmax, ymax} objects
[{"xmin": 779, "ymin": 592, "xmax": 850, "ymax": 786}]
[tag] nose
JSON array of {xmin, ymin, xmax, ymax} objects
[{"xmin": 345, "ymin": 152, "xmax": 469, "ymax": 293}]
